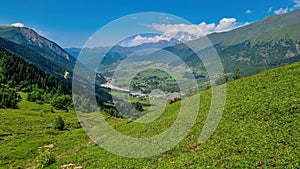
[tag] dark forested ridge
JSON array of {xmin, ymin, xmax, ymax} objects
[
  {"xmin": 0, "ymin": 47, "xmax": 71, "ymax": 108},
  {"xmin": 0, "ymin": 36, "xmax": 67, "ymax": 78},
  {"xmin": 0, "ymin": 47, "xmax": 71, "ymax": 93},
  {"xmin": 0, "ymin": 46, "xmax": 114, "ymax": 114},
  {"xmin": 0, "ymin": 28, "xmax": 112, "ymax": 111},
  {"xmin": 0, "ymin": 85, "xmax": 20, "ymax": 108}
]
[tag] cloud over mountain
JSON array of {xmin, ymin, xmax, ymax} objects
[
  {"xmin": 149, "ymin": 18, "xmax": 246, "ymax": 42},
  {"xmin": 274, "ymin": 7, "xmax": 289, "ymax": 15},
  {"xmin": 121, "ymin": 18, "xmax": 248, "ymax": 47},
  {"xmin": 215, "ymin": 18, "xmax": 239, "ymax": 32},
  {"xmin": 125, "ymin": 35, "xmax": 171, "ymax": 47},
  {"xmin": 273, "ymin": 0, "xmax": 300, "ymax": 15},
  {"xmin": 11, "ymin": 22, "xmax": 24, "ymax": 27}
]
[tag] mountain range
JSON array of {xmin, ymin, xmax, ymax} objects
[
  {"xmin": 0, "ymin": 10, "xmax": 300, "ymax": 91},
  {"xmin": 63, "ymin": 10, "xmax": 300, "ymax": 82}
]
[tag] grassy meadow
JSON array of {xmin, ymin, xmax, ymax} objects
[{"xmin": 1, "ymin": 62, "xmax": 300, "ymax": 168}]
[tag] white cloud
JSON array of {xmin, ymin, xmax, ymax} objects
[
  {"xmin": 11, "ymin": 22, "xmax": 25, "ymax": 27},
  {"xmin": 274, "ymin": 7, "xmax": 289, "ymax": 15},
  {"xmin": 268, "ymin": 7, "xmax": 273, "ymax": 13},
  {"xmin": 151, "ymin": 22, "xmax": 216, "ymax": 42},
  {"xmin": 121, "ymin": 18, "xmax": 249, "ymax": 47},
  {"xmin": 151, "ymin": 18, "xmax": 243, "ymax": 42},
  {"xmin": 246, "ymin": 10, "xmax": 252, "ymax": 14},
  {"xmin": 125, "ymin": 35, "xmax": 171, "ymax": 47},
  {"xmin": 272, "ymin": 0, "xmax": 300, "ymax": 15},
  {"xmin": 215, "ymin": 18, "xmax": 238, "ymax": 33},
  {"xmin": 293, "ymin": 0, "xmax": 300, "ymax": 9}
]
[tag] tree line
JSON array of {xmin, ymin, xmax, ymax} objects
[{"xmin": 0, "ymin": 47, "xmax": 71, "ymax": 108}]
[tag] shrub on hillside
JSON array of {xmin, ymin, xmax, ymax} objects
[
  {"xmin": 132, "ymin": 102, "xmax": 143, "ymax": 111},
  {"xmin": 169, "ymin": 98, "xmax": 182, "ymax": 104},
  {"xmin": 35, "ymin": 147, "xmax": 56, "ymax": 168},
  {"xmin": 0, "ymin": 85, "xmax": 20, "ymax": 108},
  {"xmin": 54, "ymin": 116, "xmax": 65, "ymax": 131},
  {"xmin": 27, "ymin": 90, "xmax": 44, "ymax": 103},
  {"xmin": 51, "ymin": 95, "xmax": 72, "ymax": 111}
]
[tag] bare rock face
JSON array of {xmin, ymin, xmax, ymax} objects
[
  {"xmin": 295, "ymin": 43, "xmax": 300, "ymax": 54},
  {"xmin": 285, "ymin": 50, "xmax": 297, "ymax": 58},
  {"xmin": 19, "ymin": 27, "xmax": 71, "ymax": 60}
]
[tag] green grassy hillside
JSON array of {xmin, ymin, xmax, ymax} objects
[
  {"xmin": 1, "ymin": 61, "xmax": 299, "ymax": 168},
  {"xmin": 253, "ymin": 23, "xmax": 300, "ymax": 42}
]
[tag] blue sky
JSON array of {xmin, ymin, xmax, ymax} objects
[{"xmin": 0, "ymin": 0, "xmax": 298, "ymax": 47}]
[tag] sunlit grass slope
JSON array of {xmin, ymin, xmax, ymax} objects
[{"xmin": 1, "ymin": 62, "xmax": 299, "ymax": 168}]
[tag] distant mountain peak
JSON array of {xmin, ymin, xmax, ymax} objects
[
  {"xmin": 119, "ymin": 33, "xmax": 180, "ymax": 48},
  {"xmin": 0, "ymin": 26, "xmax": 72, "ymax": 61},
  {"xmin": 0, "ymin": 26, "xmax": 77, "ymax": 77}
]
